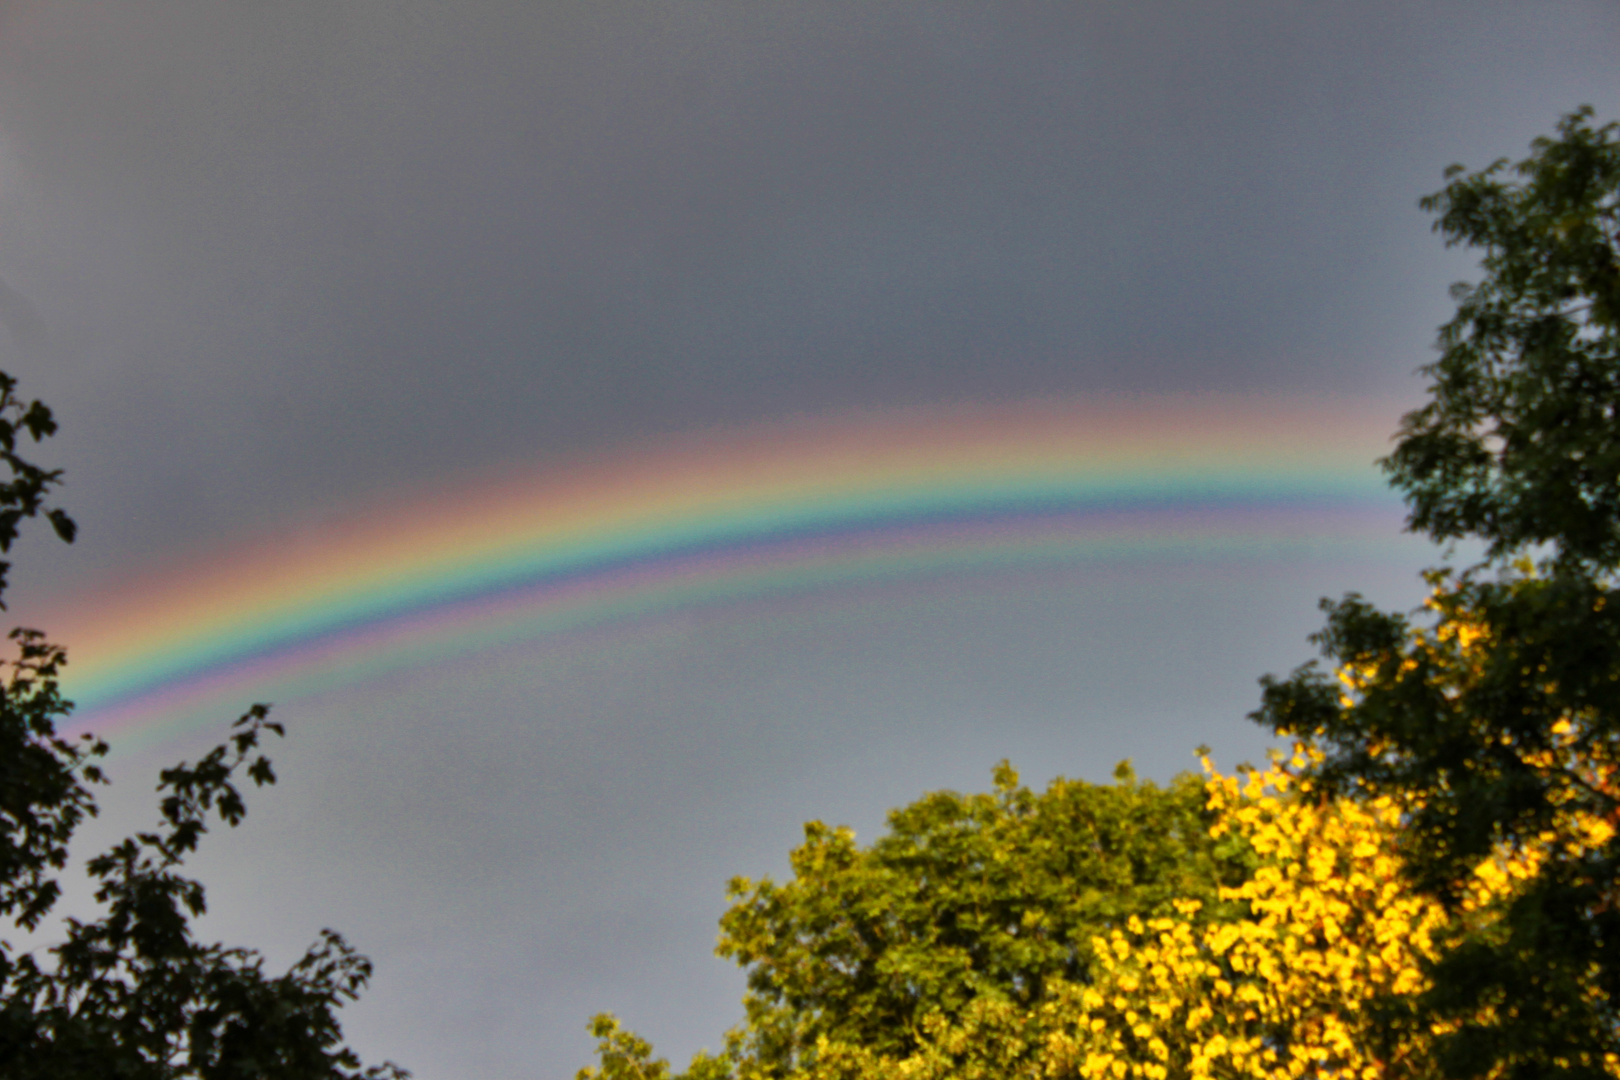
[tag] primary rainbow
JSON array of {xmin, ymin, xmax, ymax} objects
[{"xmin": 39, "ymin": 395, "xmax": 1419, "ymax": 752}]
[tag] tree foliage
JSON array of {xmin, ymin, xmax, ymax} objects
[
  {"xmin": 1067, "ymin": 747, "xmax": 1552, "ymax": 1080},
  {"xmin": 1257, "ymin": 569, "xmax": 1620, "ymax": 1077},
  {"xmin": 0, "ymin": 373, "xmax": 404, "ymax": 1078},
  {"xmin": 1257, "ymin": 107, "xmax": 1620, "ymax": 1079},
  {"xmin": 580, "ymin": 763, "xmax": 1245, "ymax": 1080},
  {"xmin": 1384, "ymin": 106, "xmax": 1620, "ymax": 569},
  {"xmin": 582, "ymin": 750, "xmax": 1537, "ymax": 1080}
]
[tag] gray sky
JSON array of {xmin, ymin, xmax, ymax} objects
[{"xmin": 1, "ymin": 3, "xmax": 1617, "ymax": 1076}]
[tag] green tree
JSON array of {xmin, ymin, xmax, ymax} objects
[
  {"xmin": 581, "ymin": 761, "xmax": 1246, "ymax": 1079},
  {"xmin": 0, "ymin": 371, "xmax": 405, "ymax": 1078},
  {"xmin": 1255, "ymin": 107, "xmax": 1620, "ymax": 1079}
]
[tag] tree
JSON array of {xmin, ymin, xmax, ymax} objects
[
  {"xmin": 1066, "ymin": 748, "xmax": 1533, "ymax": 1080},
  {"xmin": 0, "ymin": 371, "xmax": 406, "ymax": 1078},
  {"xmin": 580, "ymin": 762, "xmax": 1248, "ymax": 1079},
  {"xmin": 1383, "ymin": 106, "xmax": 1620, "ymax": 572},
  {"xmin": 583, "ymin": 749, "xmax": 1538, "ymax": 1080},
  {"xmin": 1255, "ymin": 107, "xmax": 1620, "ymax": 1079}
]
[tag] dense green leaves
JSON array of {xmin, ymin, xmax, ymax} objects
[
  {"xmin": 717, "ymin": 761, "xmax": 1239, "ymax": 1073},
  {"xmin": 1385, "ymin": 107, "xmax": 1620, "ymax": 570},
  {"xmin": 1258, "ymin": 107, "xmax": 1620, "ymax": 1080},
  {"xmin": 584, "ymin": 761, "xmax": 1244, "ymax": 1079},
  {"xmin": 1256, "ymin": 572, "xmax": 1620, "ymax": 1077}
]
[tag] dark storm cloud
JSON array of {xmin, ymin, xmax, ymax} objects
[{"xmin": 0, "ymin": 1, "xmax": 1615, "ymax": 587}]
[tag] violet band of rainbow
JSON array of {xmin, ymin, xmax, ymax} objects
[{"xmin": 35, "ymin": 396, "xmax": 1424, "ymax": 748}]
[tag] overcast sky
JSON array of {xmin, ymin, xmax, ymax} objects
[{"xmin": 1, "ymin": 3, "xmax": 1618, "ymax": 1077}]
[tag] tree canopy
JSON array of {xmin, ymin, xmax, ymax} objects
[
  {"xmin": 0, "ymin": 372, "xmax": 404, "ymax": 1078},
  {"xmin": 714, "ymin": 762, "xmax": 1245, "ymax": 1075},
  {"xmin": 580, "ymin": 749, "xmax": 1535, "ymax": 1080},
  {"xmin": 1256, "ymin": 107, "xmax": 1620, "ymax": 1079},
  {"xmin": 581, "ymin": 763, "xmax": 1248, "ymax": 1079},
  {"xmin": 1383, "ymin": 106, "xmax": 1620, "ymax": 570}
]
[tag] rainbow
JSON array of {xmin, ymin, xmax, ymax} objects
[{"xmin": 36, "ymin": 395, "xmax": 1422, "ymax": 752}]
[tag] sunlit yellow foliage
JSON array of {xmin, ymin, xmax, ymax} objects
[
  {"xmin": 749, "ymin": 750, "xmax": 1473, "ymax": 1080},
  {"xmin": 582, "ymin": 733, "xmax": 1619, "ymax": 1080},
  {"xmin": 1057, "ymin": 727, "xmax": 1620, "ymax": 1080},
  {"xmin": 756, "ymin": 750, "xmax": 1556, "ymax": 1079},
  {"xmin": 1051, "ymin": 750, "xmax": 1453, "ymax": 1080}
]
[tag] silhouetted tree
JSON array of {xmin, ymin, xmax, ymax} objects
[
  {"xmin": 1256, "ymin": 107, "xmax": 1620, "ymax": 1080},
  {"xmin": 0, "ymin": 372, "xmax": 406, "ymax": 1078}
]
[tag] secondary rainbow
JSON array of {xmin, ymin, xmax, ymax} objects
[{"xmin": 36, "ymin": 395, "xmax": 1418, "ymax": 751}]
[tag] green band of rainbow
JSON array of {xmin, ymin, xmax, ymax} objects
[{"xmin": 39, "ymin": 396, "xmax": 1420, "ymax": 749}]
